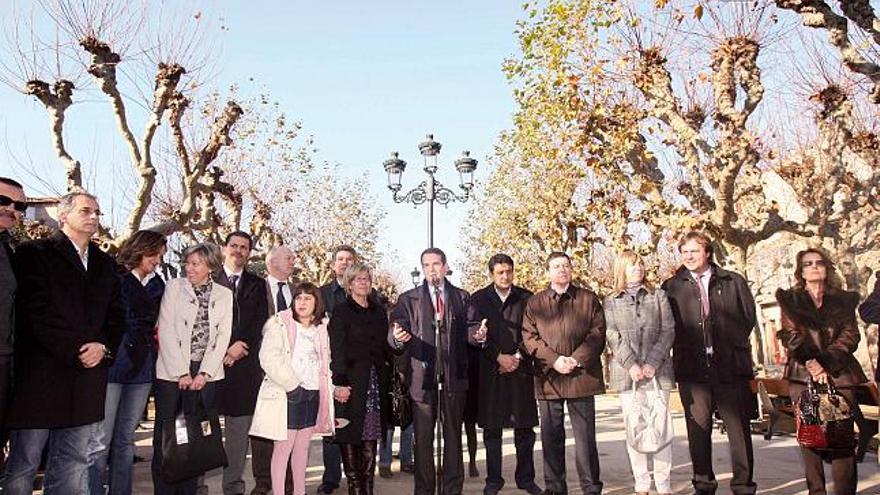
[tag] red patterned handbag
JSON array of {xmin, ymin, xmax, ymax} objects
[{"xmin": 795, "ymin": 378, "xmax": 856, "ymax": 450}]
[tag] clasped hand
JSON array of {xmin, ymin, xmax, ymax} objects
[
  {"xmin": 497, "ymin": 353, "xmax": 520, "ymax": 374},
  {"xmin": 628, "ymin": 364, "xmax": 656, "ymax": 381},
  {"xmin": 223, "ymin": 341, "xmax": 249, "ymax": 367},
  {"xmin": 334, "ymin": 386, "xmax": 352, "ymax": 403},
  {"xmin": 392, "ymin": 322, "xmax": 412, "ymax": 344},
  {"xmin": 553, "ymin": 356, "xmax": 579, "ymax": 375}
]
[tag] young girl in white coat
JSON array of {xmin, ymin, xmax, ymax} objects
[{"xmin": 250, "ymin": 282, "xmax": 334, "ymax": 495}]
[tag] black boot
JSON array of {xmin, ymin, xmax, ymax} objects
[
  {"xmin": 340, "ymin": 443, "xmax": 363, "ymax": 495},
  {"xmin": 360, "ymin": 440, "xmax": 378, "ymax": 495}
]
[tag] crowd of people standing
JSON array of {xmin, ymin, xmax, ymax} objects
[{"xmin": 0, "ymin": 178, "xmax": 879, "ymax": 495}]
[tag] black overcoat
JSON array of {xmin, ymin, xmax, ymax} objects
[
  {"xmin": 467, "ymin": 284, "xmax": 538, "ymax": 430},
  {"xmin": 389, "ymin": 280, "xmax": 471, "ymax": 403},
  {"xmin": 7, "ymin": 231, "xmax": 124, "ymax": 428},
  {"xmin": 329, "ymin": 297, "xmax": 393, "ymax": 444},
  {"xmin": 214, "ymin": 269, "xmax": 270, "ymax": 416},
  {"xmin": 661, "ymin": 264, "xmax": 757, "ymax": 384}
]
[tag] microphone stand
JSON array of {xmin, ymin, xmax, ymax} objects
[{"xmin": 432, "ymin": 282, "xmax": 445, "ymax": 495}]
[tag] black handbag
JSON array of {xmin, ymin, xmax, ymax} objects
[
  {"xmin": 795, "ymin": 378, "xmax": 856, "ymax": 450},
  {"xmin": 389, "ymin": 361, "xmax": 412, "ymax": 428},
  {"xmin": 161, "ymin": 391, "xmax": 228, "ymax": 484}
]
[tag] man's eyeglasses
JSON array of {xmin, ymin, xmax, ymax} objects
[
  {"xmin": 0, "ymin": 194, "xmax": 27, "ymax": 213},
  {"xmin": 802, "ymin": 259, "xmax": 827, "ymax": 268}
]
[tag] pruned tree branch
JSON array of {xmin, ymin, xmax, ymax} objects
[
  {"xmin": 634, "ymin": 47, "xmax": 714, "ymax": 208},
  {"xmin": 839, "ymin": 0, "xmax": 880, "ymax": 46},
  {"xmin": 710, "ymin": 36, "xmax": 764, "ymax": 231},
  {"xmin": 24, "ymin": 78, "xmax": 82, "ymax": 190},
  {"xmin": 123, "ymin": 62, "xmax": 187, "ymax": 238},
  {"xmin": 80, "ymin": 35, "xmax": 141, "ymax": 166},
  {"xmin": 776, "ymin": 0, "xmax": 880, "ymax": 102},
  {"xmin": 152, "ymin": 100, "xmax": 243, "ymax": 236}
]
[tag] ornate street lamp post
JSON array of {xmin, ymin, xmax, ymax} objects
[{"xmin": 383, "ymin": 134, "xmax": 477, "ymax": 248}]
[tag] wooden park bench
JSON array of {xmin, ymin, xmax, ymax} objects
[{"xmin": 750, "ymin": 377, "xmax": 879, "ymax": 462}]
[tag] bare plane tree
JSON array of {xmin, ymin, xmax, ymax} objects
[{"xmin": 1, "ymin": 0, "xmax": 244, "ymax": 246}]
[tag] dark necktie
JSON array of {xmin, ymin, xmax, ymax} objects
[
  {"xmin": 229, "ymin": 275, "xmax": 239, "ymax": 304},
  {"xmin": 276, "ymin": 282, "xmax": 288, "ymax": 311}
]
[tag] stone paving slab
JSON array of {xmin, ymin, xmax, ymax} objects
[{"xmin": 129, "ymin": 394, "xmax": 880, "ymax": 494}]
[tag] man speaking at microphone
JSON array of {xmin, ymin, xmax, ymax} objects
[
  {"xmin": 522, "ymin": 251, "xmax": 607, "ymax": 495},
  {"xmin": 389, "ymin": 247, "xmax": 471, "ymax": 495}
]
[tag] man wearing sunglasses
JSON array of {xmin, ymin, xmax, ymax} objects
[{"xmin": 0, "ymin": 177, "xmax": 26, "ymax": 468}]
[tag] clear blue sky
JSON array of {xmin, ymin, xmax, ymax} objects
[{"xmin": 0, "ymin": 1, "xmax": 524, "ymax": 286}]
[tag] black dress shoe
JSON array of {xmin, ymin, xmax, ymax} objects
[
  {"xmin": 469, "ymin": 461, "xmax": 480, "ymax": 478},
  {"xmin": 541, "ymin": 491, "xmax": 565, "ymax": 495},
  {"xmin": 316, "ymin": 483, "xmax": 338, "ymax": 494},
  {"xmin": 517, "ymin": 483, "xmax": 543, "ymax": 495},
  {"xmin": 379, "ymin": 466, "xmax": 393, "ymax": 478},
  {"xmin": 400, "ymin": 462, "xmax": 415, "ymax": 474}
]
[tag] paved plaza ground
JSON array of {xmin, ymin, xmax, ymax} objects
[{"xmin": 128, "ymin": 394, "xmax": 880, "ymax": 494}]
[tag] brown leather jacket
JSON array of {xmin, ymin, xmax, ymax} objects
[
  {"xmin": 521, "ymin": 285, "xmax": 606, "ymax": 399},
  {"xmin": 776, "ymin": 288, "xmax": 867, "ymax": 388}
]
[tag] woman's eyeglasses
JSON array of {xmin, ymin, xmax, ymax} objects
[
  {"xmin": 0, "ymin": 194, "xmax": 27, "ymax": 213},
  {"xmin": 802, "ymin": 259, "xmax": 827, "ymax": 268}
]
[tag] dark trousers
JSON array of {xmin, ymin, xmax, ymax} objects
[
  {"xmin": 679, "ymin": 380, "xmax": 756, "ymax": 495},
  {"xmin": 538, "ymin": 397, "xmax": 601, "ymax": 494},
  {"xmin": 483, "ymin": 427, "xmax": 536, "ymax": 491},
  {"xmin": 0, "ymin": 356, "xmax": 11, "ymax": 468},
  {"xmin": 788, "ymin": 385, "xmax": 858, "ymax": 495},
  {"xmin": 321, "ymin": 437, "xmax": 342, "ymax": 486},
  {"xmin": 412, "ymin": 391, "xmax": 466, "ymax": 495},
  {"xmin": 151, "ymin": 376, "xmax": 217, "ymax": 495}
]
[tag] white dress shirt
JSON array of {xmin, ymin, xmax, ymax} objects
[
  {"xmin": 69, "ymin": 238, "xmax": 88, "ymax": 270},
  {"xmin": 267, "ymin": 275, "xmax": 291, "ymax": 309},
  {"xmin": 223, "ymin": 266, "xmax": 243, "ymax": 289}
]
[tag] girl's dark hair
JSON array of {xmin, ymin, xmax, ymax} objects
[
  {"xmin": 793, "ymin": 247, "xmax": 844, "ymax": 291},
  {"xmin": 117, "ymin": 230, "xmax": 167, "ymax": 270},
  {"xmin": 291, "ymin": 282, "xmax": 325, "ymax": 325}
]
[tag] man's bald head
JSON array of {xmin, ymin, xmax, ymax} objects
[{"xmin": 266, "ymin": 245, "xmax": 295, "ymax": 281}]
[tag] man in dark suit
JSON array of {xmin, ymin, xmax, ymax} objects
[
  {"xmin": 661, "ymin": 231, "xmax": 757, "ymax": 495},
  {"xmin": 467, "ymin": 254, "xmax": 541, "ymax": 495},
  {"xmin": 213, "ymin": 231, "xmax": 270, "ymax": 495},
  {"xmin": 265, "ymin": 245, "xmax": 296, "ymax": 314},
  {"xmin": 0, "ymin": 177, "xmax": 26, "ymax": 467},
  {"xmin": 390, "ymin": 247, "xmax": 471, "ymax": 495},
  {"xmin": 255, "ymin": 244, "xmax": 297, "ymax": 495},
  {"xmin": 317, "ymin": 244, "xmax": 356, "ymax": 493},
  {"xmin": 2, "ymin": 191, "xmax": 124, "ymax": 494}
]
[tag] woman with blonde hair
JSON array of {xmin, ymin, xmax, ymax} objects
[
  {"xmin": 603, "ymin": 250, "xmax": 675, "ymax": 495},
  {"xmin": 329, "ymin": 263, "xmax": 394, "ymax": 495},
  {"xmin": 152, "ymin": 242, "xmax": 233, "ymax": 494}
]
